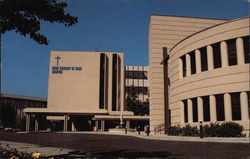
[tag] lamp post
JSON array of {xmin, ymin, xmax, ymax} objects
[
  {"xmin": 0, "ymin": 33, "xmax": 2, "ymax": 97},
  {"xmin": 199, "ymin": 121, "xmax": 203, "ymax": 138}
]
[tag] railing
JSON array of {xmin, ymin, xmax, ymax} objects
[{"xmin": 154, "ymin": 122, "xmax": 165, "ymax": 134}]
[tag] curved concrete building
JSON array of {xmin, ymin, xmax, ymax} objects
[{"xmin": 149, "ymin": 15, "xmax": 250, "ymax": 134}]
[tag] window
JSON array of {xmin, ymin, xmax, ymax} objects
[
  {"xmin": 231, "ymin": 92, "xmax": 241, "ymax": 120},
  {"xmin": 212, "ymin": 42, "xmax": 222, "ymax": 69},
  {"xmin": 227, "ymin": 39, "xmax": 237, "ymax": 66},
  {"xmin": 125, "ymin": 71, "xmax": 147, "ymax": 79},
  {"xmin": 112, "ymin": 54, "xmax": 117, "ymax": 111},
  {"xmin": 181, "ymin": 56, "xmax": 186, "ymax": 77},
  {"xmin": 200, "ymin": 47, "xmax": 208, "ymax": 72},
  {"xmin": 202, "ymin": 96, "xmax": 210, "ymax": 122},
  {"xmin": 192, "ymin": 98, "xmax": 198, "ymax": 122},
  {"xmin": 247, "ymin": 92, "xmax": 250, "ymax": 118},
  {"xmin": 215, "ymin": 94, "xmax": 225, "ymax": 121},
  {"xmin": 243, "ymin": 36, "xmax": 250, "ymax": 63},
  {"xmin": 183, "ymin": 100, "xmax": 188, "ymax": 123},
  {"xmin": 190, "ymin": 51, "xmax": 196, "ymax": 74},
  {"xmin": 99, "ymin": 53, "xmax": 105, "ymax": 109}
]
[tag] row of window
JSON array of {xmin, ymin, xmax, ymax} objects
[
  {"xmin": 1, "ymin": 98, "xmax": 47, "ymax": 108},
  {"xmin": 180, "ymin": 36, "xmax": 250, "ymax": 77},
  {"xmin": 182, "ymin": 91, "xmax": 250, "ymax": 123},
  {"xmin": 125, "ymin": 86, "xmax": 148, "ymax": 95},
  {"xmin": 125, "ymin": 70, "xmax": 148, "ymax": 79}
]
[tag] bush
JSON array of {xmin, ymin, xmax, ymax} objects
[
  {"xmin": 217, "ymin": 122, "xmax": 244, "ymax": 137},
  {"xmin": 204, "ymin": 122, "xmax": 244, "ymax": 137},
  {"xmin": 167, "ymin": 122, "xmax": 244, "ymax": 137},
  {"xmin": 181, "ymin": 124, "xmax": 199, "ymax": 136},
  {"xmin": 204, "ymin": 122, "xmax": 220, "ymax": 137},
  {"xmin": 167, "ymin": 125, "xmax": 182, "ymax": 136},
  {"xmin": 0, "ymin": 144, "xmax": 51, "ymax": 159}
]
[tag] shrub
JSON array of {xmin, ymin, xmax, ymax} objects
[
  {"xmin": 167, "ymin": 122, "xmax": 244, "ymax": 137},
  {"xmin": 181, "ymin": 124, "xmax": 199, "ymax": 136},
  {"xmin": 217, "ymin": 122, "xmax": 244, "ymax": 137},
  {"xmin": 204, "ymin": 122, "xmax": 220, "ymax": 137},
  {"xmin": 203, "ymin": 122, "xmax": 244, "ymax": 137},
  {"xmin": 167, "ymin": 125, "xmax": 182, "ymax": 136}
]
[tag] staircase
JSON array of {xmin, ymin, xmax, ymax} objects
[{"xmin": 154, "ymin": 123, "xmax": 165, "ymax": 134}]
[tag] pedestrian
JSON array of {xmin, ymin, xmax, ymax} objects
[
  {"xmin": 137, "ymin": 126, "xmax": 140, "ymax": 135},
  {"xmin": 146, "ymin": 126, "xmax": 150, "ymax": 136}
]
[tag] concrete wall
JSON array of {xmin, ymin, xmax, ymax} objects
[
  {"xmin": 148, "ymin": 15, "xmax": 227, "ymax": 131},
  {"xmin": 47, "ymin": 51, "xmax": 124, "ymax": 114},
  {"xmin": 168, "ymin": 17, "xmax": 250, "ymax": 130}
]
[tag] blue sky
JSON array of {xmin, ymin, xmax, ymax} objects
[{"xmin": 1, "ymin": 0, "xmax": 248, "ymax": 98}]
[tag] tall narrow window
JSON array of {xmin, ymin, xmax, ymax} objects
[
  {"xmin": 117, "ymin": 56, "xmax": 121, "ymax": 111},
  {"xmin": 227, "ymin": 39, "xmax": 237, "ymax": 66},
  {"xmin": 243, "ymin": 36, "xmax": 250, "ymax": 63},
  {"xmin": 112, "ymin": 54, "xmax": 117, "ymax": 111},
  {"xmin": 231, "ymin": 92, "xmax": 241, "ymax": 120},
  {"xmin": 105, "ymin": 56, "xmax": 109, "ymax": 110},
  {"xmin": 181, "ymin": 56, "xmax": 186, "ymax": 77},
  {"xmin": 212, "ymin": 42, "xmax": 222, "ymax": 68},
  {"xmin": 192, "ymin": 98, "xmax": 198, "ymax": 122},
  {"xmin": 200, "ymin": 47, "xmax": 208, "ymax": 71},
  {"xmin": 215, "ymin": 94, "xmax": 225, "ymax": 121},
  {"xmin": 183, "ymin": 100, "xmax": 188, "ymax": 123},
  {"xmin": 202, "ymin": 96, "xmax": 210, "ymax": 122},
  {"xmin": 99, "ymin": 53, "xmax": 105, "ymax": 109},
  {"xmin": 190, "ymin": 51, "xmax": 196, "ymax": 74},
  {"xmin": 247, "ymin": 92, "xmax": 250, "ymax": 118}
]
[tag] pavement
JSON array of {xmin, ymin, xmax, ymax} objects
[
  {"xmin": 59, "ymin": 131, "xmax": 250, "ymax": 143},
  {"xmin": 0, "ymin": 131, "xmax": 250, "ymax": 158}
]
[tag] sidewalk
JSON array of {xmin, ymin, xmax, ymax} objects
[{"xmin": 59, "ymin": 131, "xmax": 250, "ymax": 143}]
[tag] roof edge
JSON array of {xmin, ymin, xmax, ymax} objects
[{"xmin": 150, "ymin": 14, "xmax": 230, "ymax": 21}]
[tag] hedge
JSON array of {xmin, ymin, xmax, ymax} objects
[{"xmin": 167, "ymin": 122, "xmax": 245, "ymax": 137}]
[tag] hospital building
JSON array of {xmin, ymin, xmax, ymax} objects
[{"xmin": 0, "ymin": 15, "xmax": 249, "ymax": 135}]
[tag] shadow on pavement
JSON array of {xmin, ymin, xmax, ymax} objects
[{"xmin": 52, "ymin": 149, "xmax": 183, "ymax": 159}]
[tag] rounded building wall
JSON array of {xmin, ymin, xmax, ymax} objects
[{"xmin": 168, "ymin": 17, "xmax": 250, "ymax": 131}]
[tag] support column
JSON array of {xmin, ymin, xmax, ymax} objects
[
  {"xmin": 101, "ymin": 120, "xmax": 105, "ymax": 131},
  {"xmin": 187, "ymin": 99, "xmax": 193, "ymax": 123},
  {"xmin": 240, "ymin": 92, "xmax": 249, "ymax": 120},
  {"xmin": 34, "ymin": 118, "xmax": 39, "ymax": 132},
  {"xmin": 64, "ymin": 114, "xmax": 68, "ymax": 132},
  {"xmin": 197, "ymin": 97, "xmax": 203, "ymax": 122},
  {"xmin": 95, "ymin": 120, "xmax": 99, "ymax": 131},
  {"xmin": 220, "ymin": 41, "xmax": 229, "ymax": 67},
  {"xmin": 25, "ymin": 114, "xmax": 30, "ymax": 132},
  {"xmin": 180, "ymin": 101, "xmax": 185, "ymax": 124},
  {"xmin": 236, "ymin": 37, "xmax": 245, "ymax": 65},
  {"xmin": 178, "ymin": 58, "xmax": 183, "ymax": 79},
  {"xmin": 207, "ymin": 45, "xmax": 214, "ymax": 70},
  {"xmin": 224, "ymin": 93, "xmax": 232, "ymax": 121},
  {"xmin": 186, "ymin": 54, "xmax": 191, "ymax": 76},
  {"xmin": 210, "ymin": 95, "xmax": 217, "ymax": 122},
  {"xmin": 126, "ymin": 120, "xmax": 130, "ymax": 128},
  {"xmin": 195, "ymin": 50, "xmax": 201, "ymax": 73}
]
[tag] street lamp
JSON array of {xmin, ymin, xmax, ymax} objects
[{"xmin": 199, "ymin": 121, "xmax": 203, "ymax": 138}]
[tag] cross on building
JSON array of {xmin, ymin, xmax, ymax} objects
[{"xmin": 55, "ymin": 55, "xmax": 61, "ymax": 66}]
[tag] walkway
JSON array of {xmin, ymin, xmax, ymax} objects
[{"xmin": 0, "ymin": 131, "xmax": 249, "ymax": 158}]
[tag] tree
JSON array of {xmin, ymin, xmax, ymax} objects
[
  {"xmin": 125, "ymin": 87, "xmax": 149, "ymax": 116},
  {"xmin": 0, "ymin": 0, "xmax": 78, "ymax": 45},
  {"xmin": 1, "ymin": 103, "xmax": 17, "ymax": 127}
]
